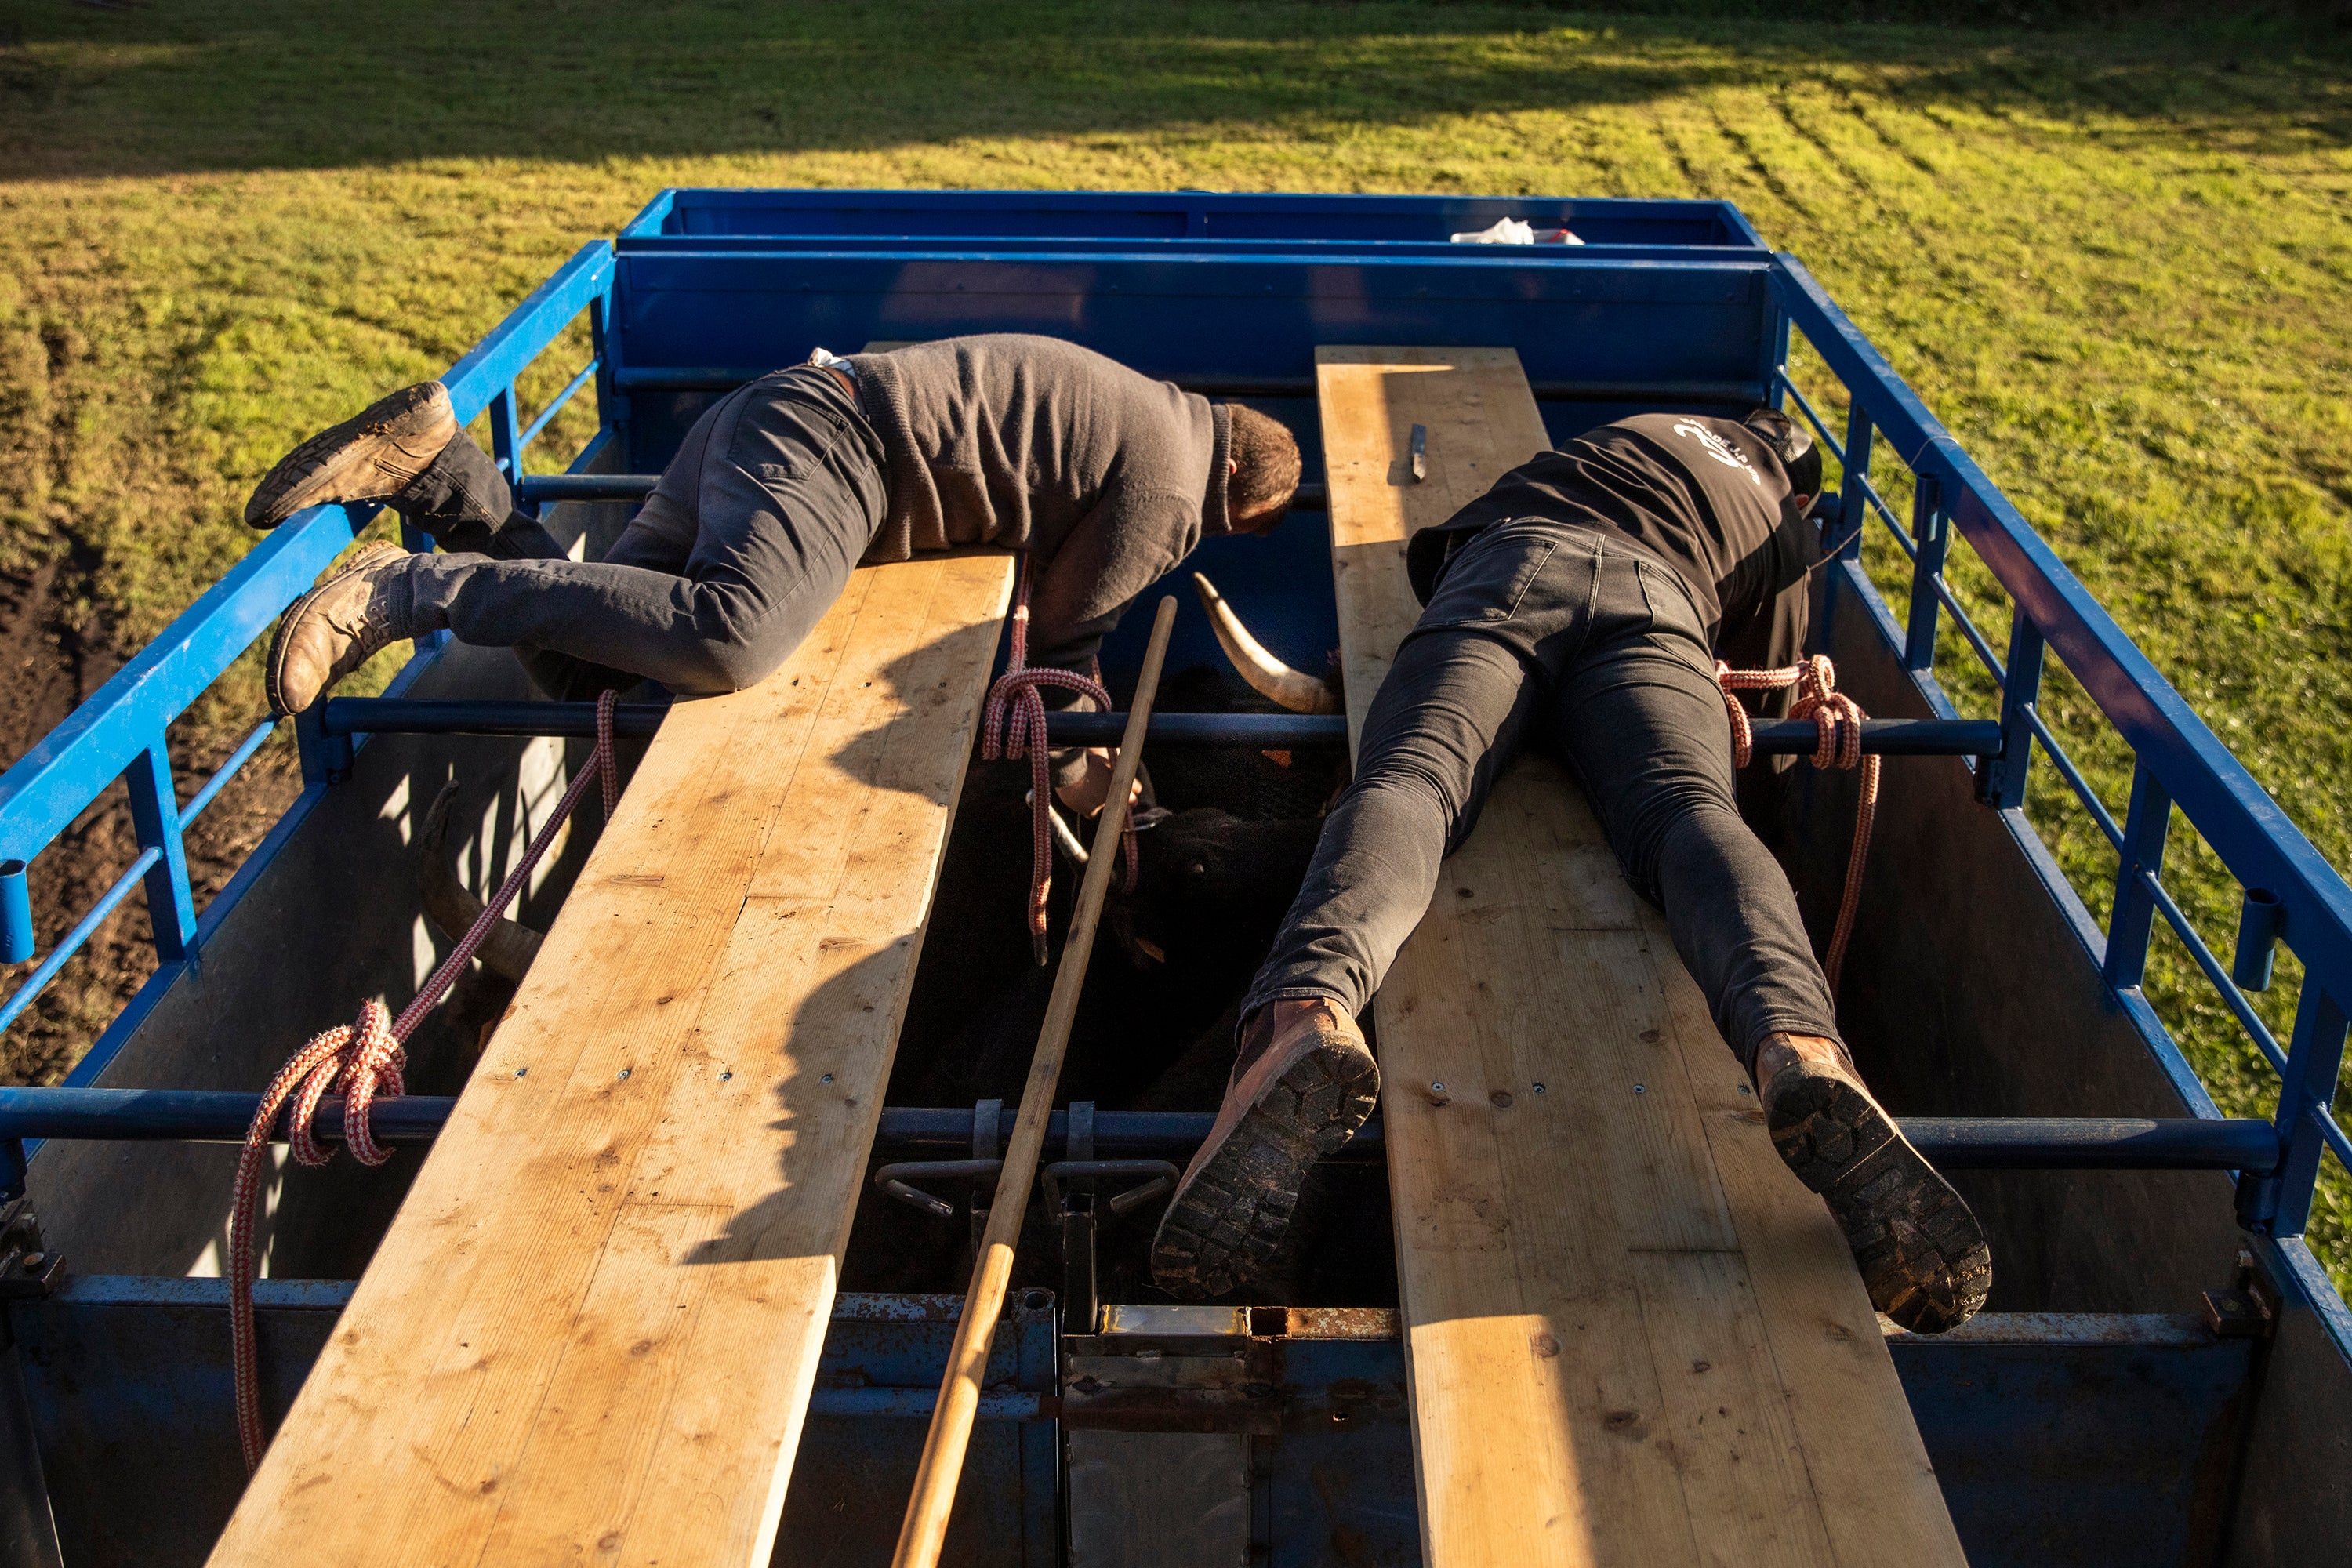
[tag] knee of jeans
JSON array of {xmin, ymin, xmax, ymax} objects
[
  {"xmin": 676, "ymin": 633, "xmax": 786, "ymax": 695},
  {"xmin": 1347, "ymin": 752, "xmax": 1471, "ymax": 824},
  {"xmin": 1631, "ymin": 791, "xmax": 1748, "ymax": 884}
]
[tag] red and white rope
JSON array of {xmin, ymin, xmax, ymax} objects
[
  {"xmin": 227, "ymin": 689, "xmax": 620, "ymax": 1475},
  {"xmin": 1715, "ymin": 653, "xmax": 1880, "ymax": 993},
  {"xmin": 982, "ymin": 563, "xmax": 1138, "ymax": 964}
]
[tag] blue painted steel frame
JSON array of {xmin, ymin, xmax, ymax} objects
[
  {"xmin": 1769, "ymin": 256, "xmax": 2352, "ymax": 1341},
  {"xmin": 2, "ymin": 191, "xmax": 2349, "ymax": 1356},
  {"xmin": 615, "ymin": 187, "xmax": 1769, "ymax": 249}
]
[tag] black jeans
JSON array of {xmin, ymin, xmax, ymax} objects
[
  {"xmin": 391, "ymin": 365, "xmax": 890, "ymax": 699},
  {"xmin": 1241, "ymin": 517, "xmax": 1842, "ymax": 1069}
]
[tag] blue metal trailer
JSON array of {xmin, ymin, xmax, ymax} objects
[{"xmin": 0, "ymin": 188, "xmax": 2343, "ymax": 1564}]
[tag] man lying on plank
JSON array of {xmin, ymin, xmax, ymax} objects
[
  {"xmin": 1152, "ymin": 408, "xmax": 1993, "ymax": 1334},
  {"xmin": 245, "ymin": 336, "xmax": 1300, "ymax": 815}
]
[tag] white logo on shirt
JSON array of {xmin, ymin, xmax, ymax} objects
[{"xmin": 1671, "ymin": 420, "xmax": 1761, "ymax": 487}]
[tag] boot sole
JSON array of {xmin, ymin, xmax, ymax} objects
[
  {"xmin": 245, "ymin": 383, "xmax": 456, "ymax": 529},
  {"xmin": 265, "ymin": 541, "xmax": 409, "ymax": 716},
  {"xmin": 1766, "ymin": 1061, "xmax": 1993, "ymax": 1334},
  {"xmin": 1151, "ymin": 1033, "xmax": 1379, "ymax": 1299}
]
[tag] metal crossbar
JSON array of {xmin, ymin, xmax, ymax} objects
[
  {"xmin": 0, "ymin": 1090, "xmax": 2283, "ymax": 1179},
  {"xmin": 311, "ymin": 697, "xmax": 2002, "ymax": 758}
]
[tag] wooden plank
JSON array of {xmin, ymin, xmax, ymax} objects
[
  {"xmin": 1315, "ymin": 347, "xmax": 1966, "ymax": 1568},
  {"xmin": 210, "ymin": 550, "xmax": 1015, "ymax": 1568}
]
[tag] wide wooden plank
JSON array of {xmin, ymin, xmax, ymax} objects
[
  {"xmin": 211, "ymin": 551, "xmax": 1015, "ymax": 1568},
  {"xmin": 1316, "ymin": 347, "xmax": 1965, "ymax": 1568}
]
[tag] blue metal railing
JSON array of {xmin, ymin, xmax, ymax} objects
[
  {"xmin": 0, "ymin": 240, "xmax": 619, "ymax": 1064},
  {"xmin": 1771, "ymin": 255, "xmax": 2352, "ymax": 1263}
]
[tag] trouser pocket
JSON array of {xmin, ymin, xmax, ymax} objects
[
  {"xmin": 1416, "ymin": 521, "xmax": 1572, "ymax": 631},
  {"xmin": 1633, "ymin": 557, "xmax": 1719, "ymax": 680}
]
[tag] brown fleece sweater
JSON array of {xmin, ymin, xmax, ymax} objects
[{"xmin": 848, "ymin": 335, "xmax": 1233, "ymax": 662}]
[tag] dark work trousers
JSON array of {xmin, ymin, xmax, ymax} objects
[
  {"xmin": 1239, "ymin": 516, "xmax": 1842, "ymax": 1070},
  {"xmin": 389, "ymin": 365, "xmax": 890, "ymax": 700}
]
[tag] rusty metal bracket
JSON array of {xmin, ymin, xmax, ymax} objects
[
  {"xmin": 0, "ymin": 1199, "xmax": 60, "ymax": 1301},
  {"xmin": 874, "ymin": 1159, "xmax": 1004, "ymax": 1222},
  {"xmin": 1041, "ymin": 1160, "xmax": 1179, "ymax": 1219}
]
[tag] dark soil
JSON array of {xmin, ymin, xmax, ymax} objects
[{"xmin": 0, "ymin": 553, "xmax": 300, "ymax": 1084}]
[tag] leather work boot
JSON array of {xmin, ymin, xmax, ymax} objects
[
  {"xmin": 266, "ymin": 542, "xmax": 446, "ymax": 715},
  {"xmin": 245, "ymin": 383, "xmax": 457, "ymax": 529},
  {"xmin": 1152, "ymin": 997, "xmax": 1380, "ymax": 1298},
  {"xmin": 1756, "ymin": 1033, "xmax": 1993, "ymax": 1334}
]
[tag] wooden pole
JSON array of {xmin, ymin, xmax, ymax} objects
[{"xmin": 891, "ymin": 594, "xmax": 1179, "ymax": 1568}]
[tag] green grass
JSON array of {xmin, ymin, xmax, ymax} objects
[{"xmin": 3, "ymin": 0, "xmax": 2350, "ymax": 1285}]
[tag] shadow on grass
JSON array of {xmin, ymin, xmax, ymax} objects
[{"xmin": 1, "ymin": 1, "xmax": 2347, "ymax": 180}]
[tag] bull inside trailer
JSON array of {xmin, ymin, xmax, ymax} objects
[{"xmin": 0, "ymin": 188, "xmax": 2343, "ymax": 1566}]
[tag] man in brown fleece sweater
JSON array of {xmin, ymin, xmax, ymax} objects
[{"xmin": 246, "ymin": 335, "xmax": 1299, "ymax": 811}]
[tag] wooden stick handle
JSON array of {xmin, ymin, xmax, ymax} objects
[{"xmin": 891, "ymin": 595, "xmax": 1180, "ymax": 1568}]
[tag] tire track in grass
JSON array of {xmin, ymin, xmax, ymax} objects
[
  {"xmin": 1644, "ymin": 102, "xmax": 1709, "ymax": 201},
  {"xmin": 1578, "ymin": 102, "xmax": 1688, "ymax": 202},
  {"xmin": 1831, "ymin": 74, "xmax": 1943, "ymax": 180},
  {"xmin": 1704, "ymin": 96, "xmax": 1817, "ymax": 225}
]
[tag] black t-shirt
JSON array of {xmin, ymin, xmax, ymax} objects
[{"xmin": 1405, "ymin": 413, "xmax": 1823, "ymax": 671}]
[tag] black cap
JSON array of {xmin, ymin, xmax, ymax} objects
[{"xmin": 1743, "ymin": 407, "xmax": 1821, "ymax": 499}]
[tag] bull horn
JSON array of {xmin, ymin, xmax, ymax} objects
[
  {"xmin": 419, "ymin": 782, "xmax": 543, "ymax": 985},
  {"xmin": 1192, "ymin": 573, "xmax": 1344, "ymax": 716}
]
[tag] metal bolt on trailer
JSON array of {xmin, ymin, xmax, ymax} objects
[{"xmin": 0, "ymin": 188, "xmax": 2343, "ymax": 1564}]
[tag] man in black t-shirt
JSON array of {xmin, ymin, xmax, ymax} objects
[{"xmin": 1152, "ymin": 408, "xmax": 1993, "ymax": 1335}]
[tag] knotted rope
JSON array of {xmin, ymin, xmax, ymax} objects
[
  {"xmin": 228, "ymin": 690, "xmax": 621, "ymax": 1475},
  {"xmin": 1715, "ymin": 653, "xmax": 1878, "ymax": 993},
  {"xmin": 982, "ymin": 562, "xmax": 1138, "ymax": 964}
]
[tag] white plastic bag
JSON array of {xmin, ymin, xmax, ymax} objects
[{"xmin": 1447, "ymin": 217, "xmax": 1584, "ymax": 246}]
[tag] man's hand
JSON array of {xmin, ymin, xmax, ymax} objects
[{"xmin": 1054, "ymin": 746, "xmax": 1142, "ymax": 818}]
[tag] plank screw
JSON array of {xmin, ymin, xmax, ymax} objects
[
  {"xmin": 1532, "ymin": 1082, "xmax": 1546, "ymax": 1094},
  {"xmin": 1737, "ymin": 1084, "xmax": 1751, "ymax": 1095},
  {"xmin": 514, "ymin": 1067, "xmax": 527, "ymax": 1078},
  {"xmin": 617, "ymin": 1068, "xmax": 632, "ymax": 1080},
  {"xmin": 720, "ymin": 1070, "xmax": 733, "ymax": 1082},
  {"xmin": 1431, "ymin": 1082, "xmax": 1445, "ymax": 1093},
  {"xmin": 1633, "ymin": 1084, "xmax": 1646, "ymax": 1094},
  {"xmin": 821, "ymin": 1073, "xmax": 834, "ymax": 1085}
]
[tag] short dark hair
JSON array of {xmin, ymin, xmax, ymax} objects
[
  {"xmin": 1227, "ymin": 405, "xmax": 1302, "ymax": 524},
  {"xmin": 1744, "ymin": 406, "xmax": 1822, "ymax": 500}
]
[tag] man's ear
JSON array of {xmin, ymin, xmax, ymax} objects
[{"xmin": 1226, "ymin": 456, "xmax": 1239, "ymax": 477}]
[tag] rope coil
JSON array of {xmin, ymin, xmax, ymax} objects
[
  {"xmin": 228, "ymin": 689, "xmax": 621, "ymax": 1475},
  {"xmin": 1715, "ymin": 653, "xmax": 1879, "ymax": 993},
  {"xmin": 982, "ymin": 563, "xmax": 1138, "ymax": 964}
]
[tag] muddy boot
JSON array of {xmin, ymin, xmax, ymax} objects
[
  {"xmin": 1152, "ymin": 996, "xmax": 1380, "ymax": 1298},
  {"xmin": 266, "ymin": 542, "xmax": 450, "ymax": 714},
  {"xmin": 245, "ymin": 383, "xmax": 458, "ymax": 529},
  {"xmin": 1756, "ymin": 1033, "xmax": 1992, "ymax": 1334}
]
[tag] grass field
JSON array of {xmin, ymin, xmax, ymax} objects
[{"xmin": 2, "ymin": 0, "xmax": 2349, "ymax": 1283}]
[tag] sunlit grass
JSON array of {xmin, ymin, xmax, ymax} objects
[{"xmin": 1, "ymin": 0, "xmax": 2347, "ymax": 1280}]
